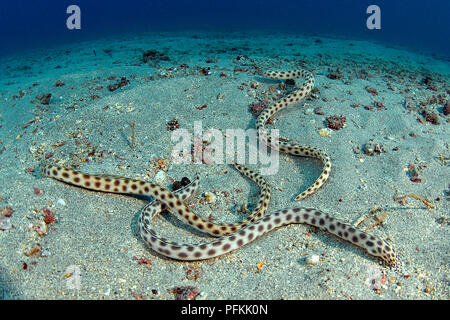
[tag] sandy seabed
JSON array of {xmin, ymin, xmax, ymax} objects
[{"xmin": 0, "ymin": 31, "xmax": 448, "ymax": 300}]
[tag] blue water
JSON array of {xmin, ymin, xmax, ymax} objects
[{"xmin": 1, "ymin": 0, "xmax": 449, "ymax": 58}]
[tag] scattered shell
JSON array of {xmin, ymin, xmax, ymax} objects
[
  {"xmin": 363, "ymin": 140, "xmax": 386, "ymax": 156},
  {"xmin": 204, "ymin": 192, "xmax": 216, "ymax": 204},
  {"xmin": 0, "ymin": 216, "xmax": 12, "ymax": 231},
  {"xmin": 318, "ymin": 128, "xmax": 333, "ymax": 136},
  {"xmin": 304, "ymin": 108, "xmax": 314, "ymax": 115},
  {"xmin": 305, "ymin": 254, "xmax": 320, "ymax": 265},
  {"xmin": 57, "ymin": 198, "xmax": 66, "ymax": 206},
  {"xmin": 36, "ymin": 220, "xmax": 48, "ymax": 236}
]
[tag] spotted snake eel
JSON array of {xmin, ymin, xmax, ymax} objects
[
  {"xmin": 258, "ymin": 70, "xmax": 331, "ymax": 200},
  {"xmin": 40, "ymin": 69, "xmax": 398, "ymax": 266}
]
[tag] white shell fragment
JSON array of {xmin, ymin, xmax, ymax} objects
[
  {"xmin": 153, "ymin": 170, "xmax": 167, "ymax": 184},
  {"xmin": 305, "ymin": 254, "xmax": 320, "ymax": 265}
]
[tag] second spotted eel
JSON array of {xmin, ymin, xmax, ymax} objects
[{"xmin": 40, "ymin": 163, "xmax": 398, "ymax": 266}]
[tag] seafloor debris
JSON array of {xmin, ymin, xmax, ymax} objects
[
  {"xmin": 170, "ymin": 286, "xmax": 200, "ymax": 300},
  {"xmin": 203, "ymin": 192, "xmax": 216, "ymax": 204},
  {"xmin": 0, "ymin": 215, "xmax": 12, "ymax": 231},
  {"xmin": 24, "ymin": 243, "xmax": 42, "ymax": 257},
  {"xmin": 199, "ymin": 67, "xmax": 211, "ymax": 76},
  {"xmin": 444, "ymin": 102, "xmax": 450, "ymax": 115},
  {"xmin": 143, "ymin": 49, "xmax": 170, "ymax": 63},
  {"xmin": 0, "ymin": 206, "xmax": 13, "ymax": 217},
  {"xmin": 185, "ymin": 265, "xmax": 203, "ymax": 280},
  {"xmin": 406, "ymin": 163, "xmax": 426, "ymax": 183},
  {"xmin": 256, "ymin": 262, "xmax": 265, "ymax": 272},
  {"xmin": 35, "ymin": 93, "xmax": 52, "ymax": 105},
  {"xmin": 373, "ymin": 101, "xmax": 385, "ymax": 110},
  {"xmin": 422, "ymin": 110, "xmax": 439, "ymax": 125},
  {"xmin": 327, "ymin": 67, "xmax": 343, "ymax": 80},
  {"xmin": 363, "ymin": 140, "xmax": 386, "ymax": 156},
  {"xmin": 363, "ymin": 101, "xmax": 385, "ymax": 111},
  {"xmin": 249, "ymin": 100, "xmax": 274, "ymax": 123},
  {"xmin": 130, "ymin": 120, "xmax": 135, "ymax": 149},
  {"xmin": 421, "ymin": 75, "xmax": 438, "ymax": 91},
  {"xmin": 12, "ymin": 89, "xmax": 26, "ymax": 100},
  {"xmin": 35, "ymin": 220, "xmax": 48, "ymax": 237},
  {"xmin": 153, "ymin": 170, "xmax": 167, "ymax": 184},
  {"xmin": 196, "ymin": 104, "xmax": 207, "ymax": 110},
  {"xmin": 166, "ymin": 118, "xmax": 181, "ymax": 131},
  {"xmin": 132, "ymin": 255, "xmax": 152, "ymax": 269},
  {"xmin": 366, "ymin": 87, "xmax": 378, "ymax": 96},
  {"xmin": 249, "ymin": 100, "xmax": 268, "ymax": 116},
  {"xmin": 305, "ymin": 254, "xmax": 320, "ymax": 265},
  {"xmin": 393, "ymin": 194, "xmax": 435, "ymax": 209},
  {"xmin": 353, "ymin": 205, "xmax": 390, "ymax": 229},
  {"xmin": 420, "ymin": 94, "xmax": 446, "ymax": 106},
  {"xmin": 42, "ymin": 207, "xmax": 56, "ymax": 225},
  {"xmin": 318, "ymin": 128, "xmax": 333, "ymax": 136},
  {"xmin": 54, "ymin": 80, "xmax": 65, "ymax": 87},
  {"xmin": 152, "ymin": 158, "xmax": 169, "ymax": 173},
  {"xmin": 108, "ymin": 77, "xmax": 130, "ymax": 92},
  {"xmin": 326, "ymin": 115, "xmax": 346, "ymax": 130},
  {"xmin": 313, "ymin": 106, "xmax": 324, "ymax": 115}
]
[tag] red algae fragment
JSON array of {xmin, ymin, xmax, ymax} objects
[
  {"xmin": 133, "ymin": 255, "xmax": 152, "ymax": 269},
  {"xmin": 326, "ymin": 115, "xmax": 346, "ymax": 130},
  {"xmin": 43, "ymin": 207, "xmax": 56, "ymax": 225},
  {"xmin": 196, "ymin": 104, "xmax": 207, "ymax": 110}
]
